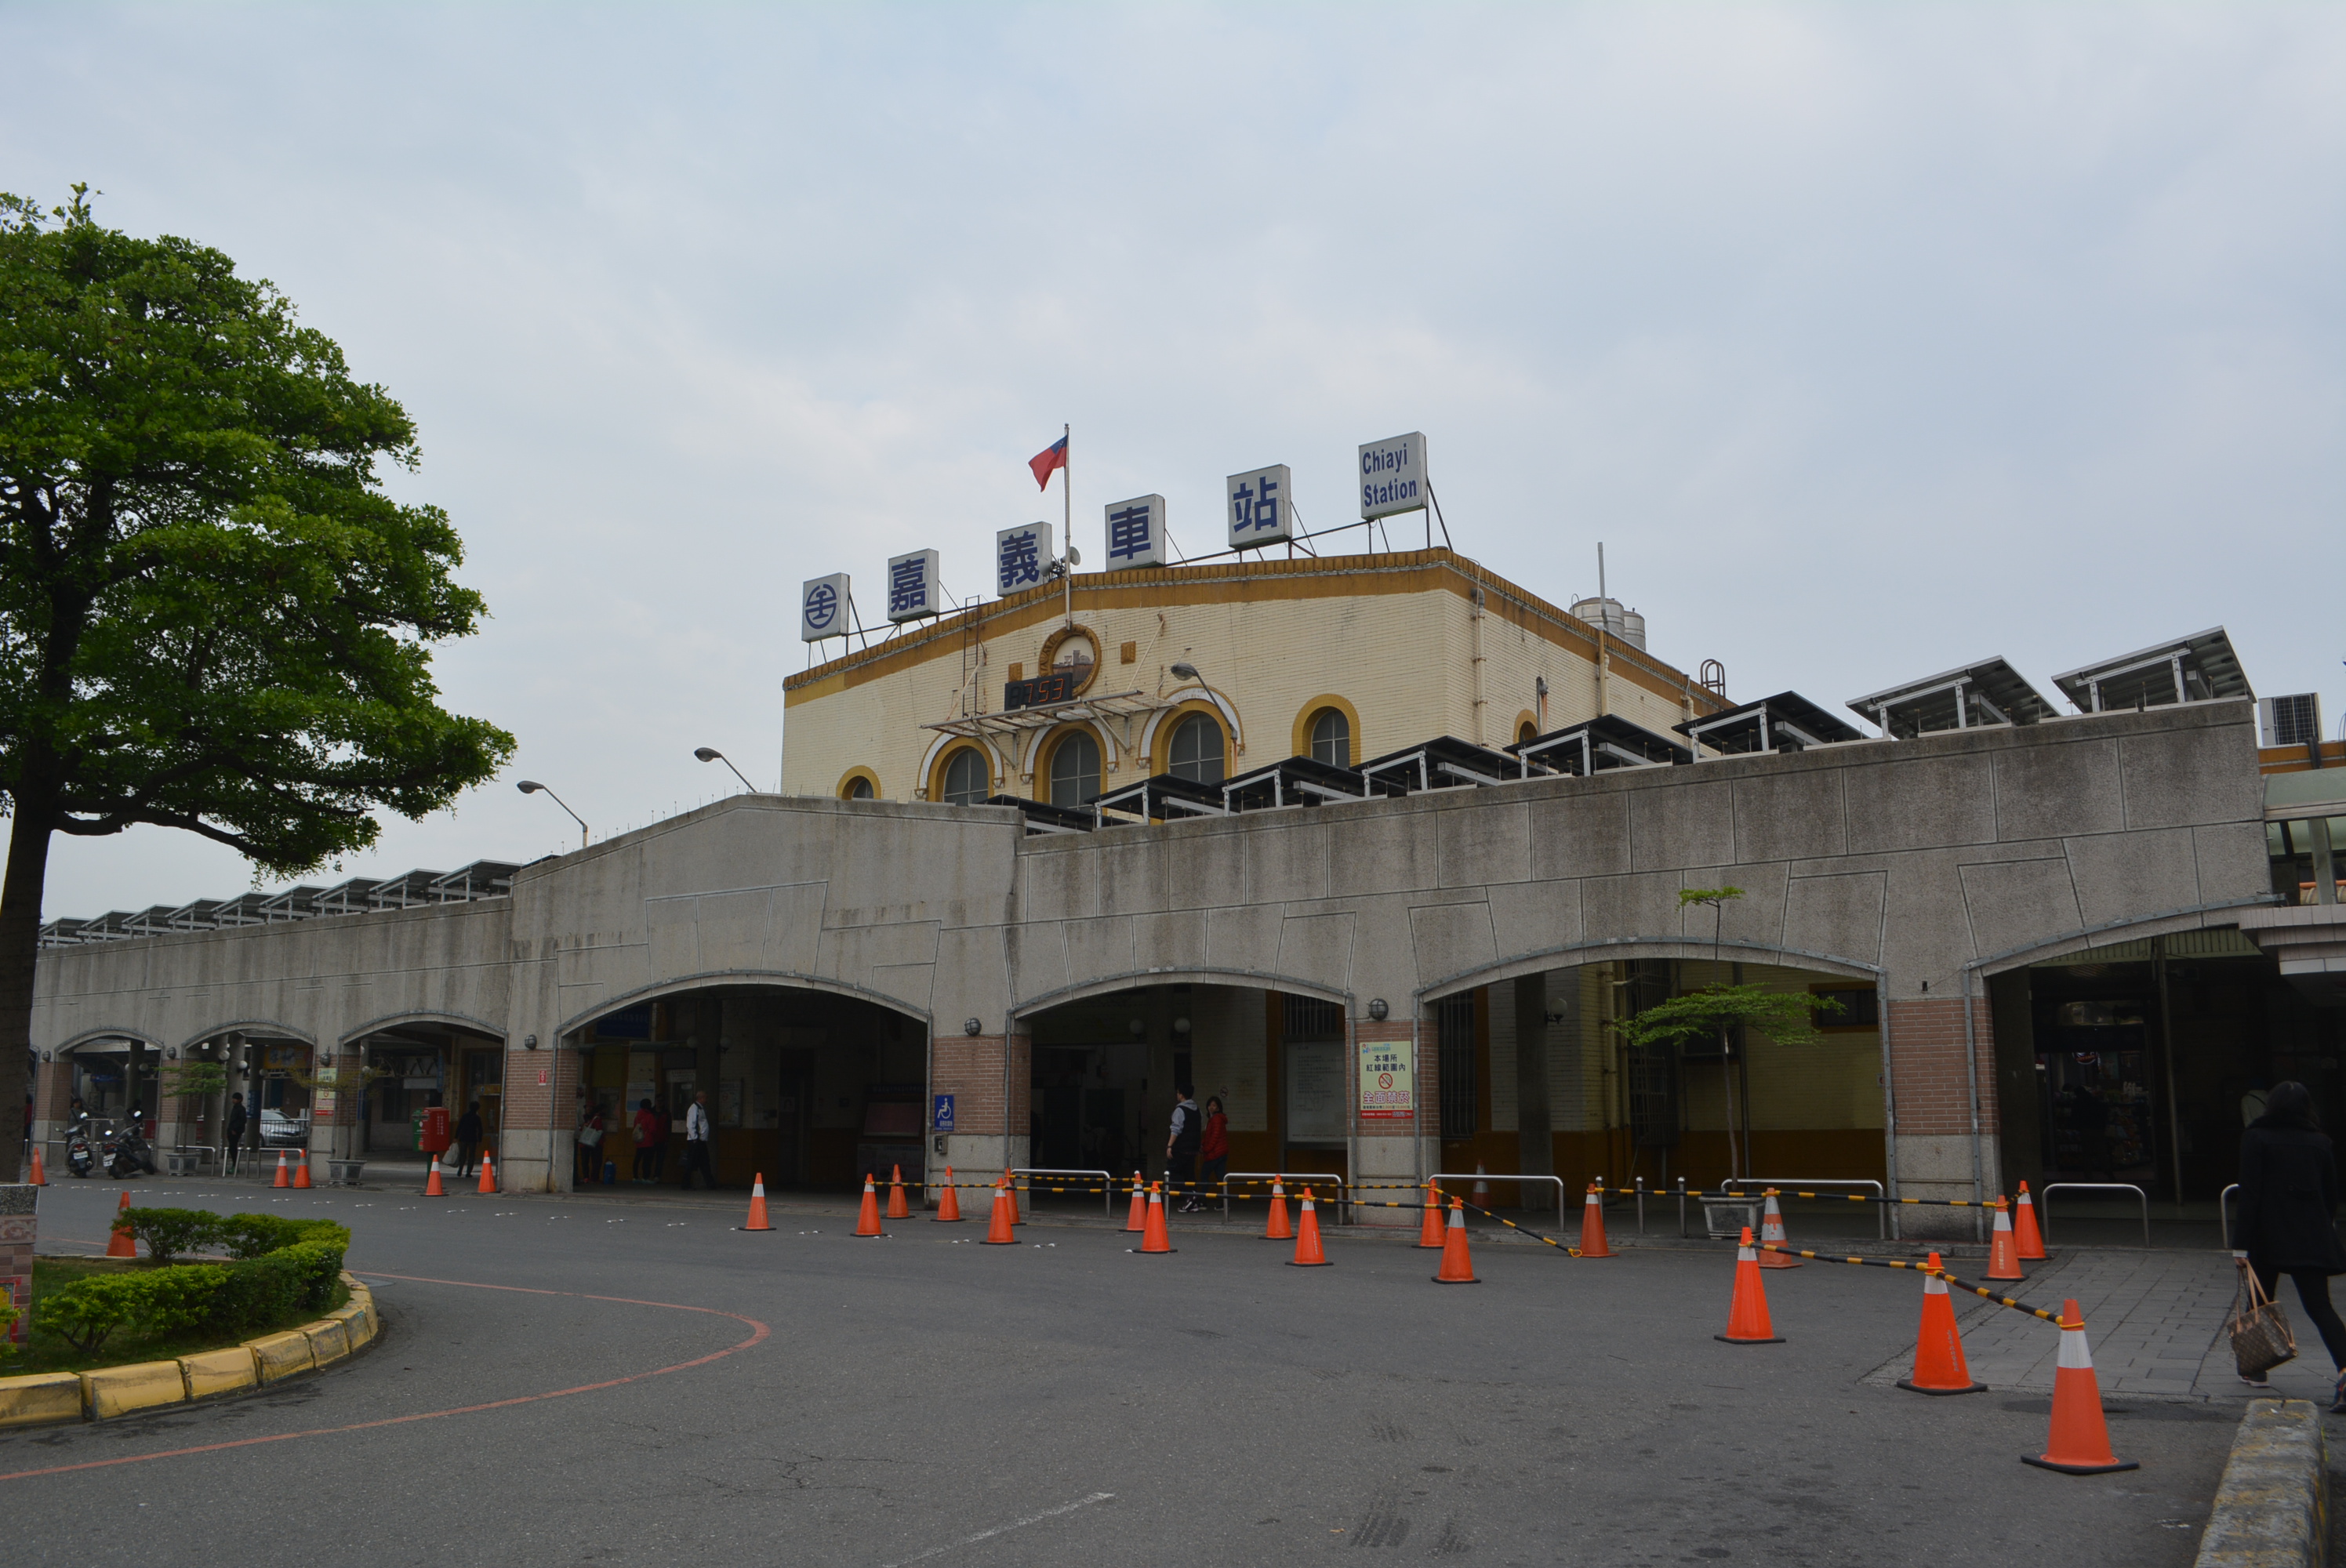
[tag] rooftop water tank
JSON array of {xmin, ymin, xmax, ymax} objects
[{"xmin": 1571, "ymin": 597, "xmax": 1646, "ymax": 652}]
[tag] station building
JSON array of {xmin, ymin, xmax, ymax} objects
[{"xmin": 25, "ymin": 542, "xmax": 2346, "ymax": 1229}]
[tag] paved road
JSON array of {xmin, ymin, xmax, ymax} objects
[{"xmin": 6, "ymin": 1179, "xmax": 2240, "ymax": 1566}]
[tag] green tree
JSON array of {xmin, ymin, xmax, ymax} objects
[{"xmin": 0, "ymin": 188, "xmax": 514, "ymax": 1179}]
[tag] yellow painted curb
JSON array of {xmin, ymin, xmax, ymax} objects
[
  {"xmin": 180, "ymin": 1345, "xmax": 260, "ymax": 1400},
  {"xmin": 82, "ymin": 1360, "xmax": 188, "ymax": 1421},
  {"xmin": 301, "ymin": 1317, "xmax": 349, "ymax": 1367},
  {"xmin": 0, "ymin": 1371, "xmax": 82, "ymax": 1428},
  {"xmin": 248, "ymin": 1329, "xmax": 316, "ymax": 1385}
]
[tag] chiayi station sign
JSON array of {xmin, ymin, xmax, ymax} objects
[{"xmin": 1359, "ymin": 432, "xmax": 1428, "ymax": 520}]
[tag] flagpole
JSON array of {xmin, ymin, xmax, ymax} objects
[{"xmin": 1062, "ymin": 421, "xmax": 1073, "ymax": 626}]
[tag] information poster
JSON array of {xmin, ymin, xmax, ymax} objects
[
  {"xmin": 1286, "ymin": 1042, "xmax": 1345, "ymax": 1142},
  {"xmin": 1357, "ymin": 1038, "xmax": 1414, "ymax": 1120}
]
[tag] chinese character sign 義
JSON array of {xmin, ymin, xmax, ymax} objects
[
  {"xmin": 1358, "ymin": 432, "xmax": 1429, "ymax": 520},
  {"xmin": 1226, "ymin": 464, "xmax": 1295, "ymax": 549},
  {"xmin": 885, "ymin": 549, "xmax": 941, "ymax": 622},
  {"xmin": 800, "ymin": 572, "xmax": 851, "ymax": 642},
  {"xmin": 995, "ymin": 522, "xmax": 1053, "ymax": 596},
  {"xmin": 1103, "ymin": 494, "xmax": 1168, "ymax": 568},
  {"xmin": 1357, "ymin": 1039, "xmax": 1414, "ymax": 1120}
]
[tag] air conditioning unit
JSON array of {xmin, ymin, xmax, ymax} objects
[{"xmin": 2260, "ymin": 693, "xmax": 2323, "ymax": 748}]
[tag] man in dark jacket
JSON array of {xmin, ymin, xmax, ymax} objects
[
  {"xmin": 455, "ymin": 1102, "xmax": 485, "ymax": 1180},
  {"xmin": 1165, "ymin": 1086, "xmax": 1202, "ymax": 1213},
  {"xmin": 2238, "ymin": 1080, "xmax": 2346, "ymax": 1409},
  {"xmin": 223, "ymin": 1093, "xmax": 248, "ymax": 1176}
]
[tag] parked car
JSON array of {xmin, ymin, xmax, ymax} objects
[{"xmin": 259, "ymin": 1109, "xmax": 310, "ymax": 1148}]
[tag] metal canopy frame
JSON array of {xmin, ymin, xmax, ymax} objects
[
  {"xmin": 1675, "ymin": 691, "xmax": 1864, "ymax": 756},
  {"xmin": 1358, "ymin": 735, "xmax": 1539, "ymax": 793},
  {"xmin": 1221, "ymin": 755, "xmax": 1405, "ymax": 812},
  {"xmin": 368, "ymin": 870, "xmax": 449, "ymax": 910},
  {"xmin": 1509, "ymin": 713, "xmax": 1692, "ymax": 775},
  {"xmin": 1847, "ymin": 657, "xmax": 2059, "ymax": 739},
  {"xmin": 1091, "ymin": 772, "xmax": 1229, "ymax": 824},
  {"xmin": 2051, "ymin": 626, "xmax": 2251, "ymax": 714},
  {"xmin": 921, "ymin": 688, "xmax": 1156, "ymax": 746},
  {"xmin": 981, "ymin": 793, "xmax": 1098, "ymax": 836}
]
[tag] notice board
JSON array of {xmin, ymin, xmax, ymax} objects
[{"xmin": 1286, "ymin": 1041, "xmax": 1345, "ymax": 1142}]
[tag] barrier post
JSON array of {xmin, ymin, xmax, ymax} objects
[
  {"xmin": 1723, "ymin": 1177, "xmax": 1887, "ymax": 1241},
  {"xmin": 1009, "ymin": 1167, "xmax": 1115, "ymax": 1218},
  {"xmin": 1220, "ymin": 1172, "xmax": 1345, "ymax": 1224},
  {"xmin": 1677, "ymin": 1176, "xmax": 1687, "ymax": 1239},
  {"xmin": 1635, "ymin": 1175, "xmax": 1646, "ymax": 1236},
  {"xmin": 2219, "ymin": 1183, "xmax": 2239, "ymax": 1250},
  {"xmin": 2039, "ymin": 1183, "xmax": 2152, "ymax": 1249},
  {"xmin": 1431, "ymin": 1172, "xmax": 1569, "ymax": 1219}
]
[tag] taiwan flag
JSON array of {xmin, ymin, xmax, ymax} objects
[{"xmin": 1029, "ymin": 434, "xmax": 1068, "ymax": 490}]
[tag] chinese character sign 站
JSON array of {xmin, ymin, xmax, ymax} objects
[{"xmin": 1226, "ymin": 464, "xmax": 1295, "ymax": 549}]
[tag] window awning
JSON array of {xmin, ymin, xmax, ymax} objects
[{"xmin": 922, "ymin": 688, "xmax": 1157, "ymax": 743}]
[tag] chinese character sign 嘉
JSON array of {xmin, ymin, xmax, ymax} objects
[
  {"xmin": 886, "ymin": 549, "xmax": 939, "ymax": 622},
  {"xmin": 1103, "ymin": 494, "xmax": 1168, "ymax": 568},
  {"xmin": 996, "ymin": 523, "xmax": 1053, "ymax": 595},
  {"xmin": 1357, "ymin": 1039, "xmax": 1414, "ymax": 1120},
  {"xmin": 1226, "ymin": 464, "xmax": 1295, "ymax": 549},
  {"xmin": 800, "ymin": 572, "xmax": 851, "ymax": 642}
]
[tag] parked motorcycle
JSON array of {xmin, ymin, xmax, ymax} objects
[
  {"xmin": 104, "ymin": 1120, "xmax": 155, "ymax": 1179},
  {"xmin": 65, "ymin": 1116, "xmax": 95, "ymax": 1178}
]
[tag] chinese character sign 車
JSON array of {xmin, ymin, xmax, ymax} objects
[
  {"xmin": 1103, "ymin": 495, "xmax": 1168, "ymax": 568},
  {"xmin": 996, "ymin": 522, "xmax": 1053, "ymax": 596},
  {"xmin": 1226, "ymin": 464, "xmax": 1295, "ymax": 549},
  {"xmin": 886, "ymin": 549, "xmax": 940, "ymax": 622}
]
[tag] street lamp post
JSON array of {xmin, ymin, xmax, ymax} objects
[
  {"xmin": 517, "ymin": 780, "xmax": 589, "ymax": 849},
  {"xmin": 693, "ymin": 747, "xmax": 759, "ymax": 794}
]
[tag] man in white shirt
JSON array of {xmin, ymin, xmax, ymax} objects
[{"xmin": 681, "ymin": 1090, "xmax": 717, "ymax": 1190}]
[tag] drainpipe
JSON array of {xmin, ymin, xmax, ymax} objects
[
  {"xmin": 1875, "ymin": 973, "xmax": 1900, "ymax": 1240},
  {"xmin": 1468, "ymin": 587, "xmax": 1487, "ymax": 745},
  {"xmin": 1958, "ymin": 971, "xmax": 1987, "ymax": 1241}
]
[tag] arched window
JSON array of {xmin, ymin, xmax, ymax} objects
[
  {"xmin": 941, "ymin": 749, "xmax": 989, "ymax": 807},
  {"xmin": 844, "ymin": 775, "xmax": 875, "ymax": 800},
  {"xmin": 1518, "ymin": 719, "xmax": 1538, "ymax": 746},
  {"xmin": 1169, "ymin": 713, "xmax": 1225, "ymax": 785},
  {"xmin": 1308, "ymin": 708, "xmax": 1351, "ymax": 768},
  {"xmin": 1048, "ymin": 730, "xmax": 1102, "ymax": 807}
]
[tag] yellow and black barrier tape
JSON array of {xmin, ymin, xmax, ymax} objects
[
  {"xmin": 1752, "ymin": 1243, "xmax": 2061, "ymax": 1323},
  {"xmin": 1588, "ymin": 1186, "xmax": 2010, "ymax": 1210}
]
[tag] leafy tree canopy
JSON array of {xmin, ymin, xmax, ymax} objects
[{"xmin": 1607, "ymin": 982, "xmax": 1841, "ymax": 1054}]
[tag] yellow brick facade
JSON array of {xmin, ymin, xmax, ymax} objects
[{"xmin": 782, "ymin": 548, "xmax": 1727, "ymax": 801}]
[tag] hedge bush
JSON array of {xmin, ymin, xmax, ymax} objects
[{"xmin": 38, "ymin": 1210, "xmax": 350, "ymax": 1355}]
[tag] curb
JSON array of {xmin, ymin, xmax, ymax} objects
[
  {"xmin": 2194, "ymin": 1398, "xmax": 2326, "ymax": 1567},
  {"xmin": 0, "ymin": 1269, "xmax": 380, "ymax": 1429}
]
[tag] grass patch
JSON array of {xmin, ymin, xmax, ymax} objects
[{"xmin": 6, "ymin": 1254, "xmax": 350, "ymax": 1377}]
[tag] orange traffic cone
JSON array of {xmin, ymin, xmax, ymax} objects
[
  {"xmin": 1898, "ymin": 1254, "xmax": 1985, "ymax": 1395},
  {"xmin": 106, "ymin": 1191, "xmax": 137, "ymax": 1258},
  {"xmin": 1717, "ymin": 1226, "xmax": 1783, "ymax": 1343},
  {"xmin": 1138, "ymin": 1181, "xmax": 1176, "ymax": 1254},
  {"xmin": 272, "ymin": 1150, "xmax": 290, "ymax": 1189},
  {"xmin": 476, "ymin": 1153, "xmax": 496, "ymax": 1195},
  {"xmin": 1433, "ymin": 1197, "xmax": 1478, "ymax": 1283},
  {"xmin": 292, "ymin": 1149, "xmax": 313, "ymax": 1189},
  {"xmin": 1262, "ymin": 1177, "xmax": 1293, "ymax": 1241},
  {"xmin": 1471, "ymin": 1163, "xmax": 1490, "ymax": 1206},
  {"xmin": 1418, "ymin": 1181, "xmax": 1447, "ymax": 1248},
  {"xmin": 886, "ymin": 1164, "xmax": 910, "ymax": 1220},
  {"xmin": 2022, "ymin": 1301, "xmax": 2137, "ymax": 1474},
  {"xmin": 28, "ymin": 1145, "xmax": 46, "ymax": 1186},
  {"xmin": 739, "ymin": 1173, "xmax": 774, "ymax": 1232},
  {"xmin": 1755, "ymin": 1189, "xmax": 1799, "ymax": 1269},
  {"xmin": 1288, "ymin": 1186, "xmax": 1332, "ymax": 1265},
  {"xmin": 424, "ymin": 1155, "xmax": 446, "ymax": 1196},
  {"xmin": 2014, "ymin": 1181, "xmax": 2047, "ymax": 1261},
  {"xmin": 932, "ymin": 1166, "xmax": 964, "ymax": 1222},
  {"xmin": 1124, "ymin": 1171, "xmax": 1147, "ymax": 1232},
  {"xmin": 1579, "ymin": 1183, "xmax": 1614, "ymax": 1258},
  {"xmin": 853, "ymin": 1174, "xmax": 884, "ymax": 1237},
  {"xmin": 980, "ymin": 1175, "xmax": 1018, "ymax": 1243},
  {"xmin": 1985, "ymin": 1197, "xmax": 2023, "ymax": 1281}
]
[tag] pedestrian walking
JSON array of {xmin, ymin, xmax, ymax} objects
[
  {"xmin": 1165, "ymin": 1084, "xmax": 1202, "ymax": 1212},
  {"xmin": 679, "ymin": 1090, "xmax": 717, "ymax": 1190},
  {"xmin": 2236, "ymin": 1080, "xmax": 2346, "ymax": 1410},
  {"xmin": 577, "ymin": 1102, "xmax": 607, "ymax": 1185},
  {"xmin": 1198, "ymin": 1094, "xmax": 1229, "ymax": 1207},
  {"xmin": 455, "ymin": 1100, "xmax": 485, "ymax": 1180},
  {"xmin": 631, "ymin": 1096, "xmax": 666, "ymax": 1182},
  {"xmin": 223, "ymin": 1091, "xmax": 248, "ymax": 1176}
]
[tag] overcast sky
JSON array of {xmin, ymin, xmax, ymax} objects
[{"xmin": 6, "ymin": 3, "xmax": 2342, "ymax": 919}]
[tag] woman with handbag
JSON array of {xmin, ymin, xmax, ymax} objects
[{"xmin": 2236, "ymin": 1080, "xmax": 2346, "ymax": 1408}]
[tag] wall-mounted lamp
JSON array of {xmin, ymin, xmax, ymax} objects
[
  {"xmin": 165, "ymin": 1046, "xmax": 179, "ymax": 1060},
  {"xmin": 1171, "ymin": 1016, "xmax": 1191, "ymax": 1036},
  {"xmin": 1367, "ymin": 998, "xmax": 1389, "ymax": 1021},
  {"xmin": 523, "ymin": 1033, "xmax": 539, "ymax": 1051},
  {"xmin": 964, "ymin": 1018, "xmax": 982, "ymax": 1036},
  {"xmin": 1127, "ymin": 1018, "xmax": 1146, "ymax": 1038}
]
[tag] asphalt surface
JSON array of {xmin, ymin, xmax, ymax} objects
[{"xmin": 6, "ymin": 1179, "xmax": 2239, "ymax": 1566}]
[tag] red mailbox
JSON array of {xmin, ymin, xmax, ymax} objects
[{"xmin": 419, "ymin": 1105, "xmax": 452, "ymax": 1155}]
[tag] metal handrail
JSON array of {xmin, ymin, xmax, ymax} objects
[
  {"xmin": 1009, "ymin": 1167, "xmax": 1114, "ymax": 1217},
  {"xmin": 1720, "ymin": 1177, "xmax": 1887, "ymax": 1240},
  {"xmin": 1433, "ymin": 1172, "xmax": 1569, "ymax": 1224},
  {"xmin": 1217, "ymin": 1171, "xmax": 1346, "ymax": 1225},
  {"xmin": 2220, "ymin": 1182, "xmax": 2239, "ymax": 1250},
  {"xmin": 2039, "ymin": 1181, "xmax": 2152, "ymax": 1248}
]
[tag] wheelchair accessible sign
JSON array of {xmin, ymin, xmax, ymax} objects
[{"xmin": 933, "ymin": 1094, "xmax": 956, "ymax": 1132}]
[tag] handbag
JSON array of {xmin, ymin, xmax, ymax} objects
[{"xmin": 2229, "ymin": 1263, "xmax": 2297, "ymax": 1378}]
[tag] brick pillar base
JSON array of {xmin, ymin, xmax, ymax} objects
[
  {"xmin": 1, "ymin": 1185, "xmax": 34, "ymax": 1345},
  {"xmin": 1887, "ymin": 995, "xmax": 2000, "ymax": 1240}
]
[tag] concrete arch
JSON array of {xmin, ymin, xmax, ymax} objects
[
  {"xmin": 1418, "ymin": 935, "xmax": 1883, "ymax": 1007},
  {"xmin": 337, "ymin": 1010, "xmax": 508, "ymax": 1047},
  {"xmin": 916, "ymin": 731, "xmax": 1009, "ymax": 801},
  {"xmin": 175, "ymin": 1018, "xmax": 319, "ymax": 1054},
  {"xmin": 53, "ymin": 1025, "xmax": 165, "ymax": 1056},
  {"xmin": 1013, "ymin": 966, "xmax": 1350, "ymax": 1018},
  {"xmin": 1137, "ymin": 684, "xmax": 1244, "ymax": 765},
  {"xmin": 1963, "ymin": 895, "xmax": 2278, "ymax": 981},
  {"xmin": 556, "ymin": 970, "xmax": 932, "ymax": 1042},
  {"xmin": 1019, "ymin": 718, "xmax": 1113, "ymax": 785}
]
